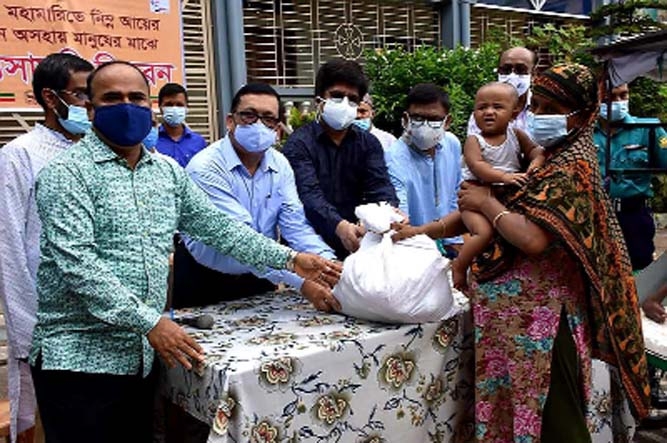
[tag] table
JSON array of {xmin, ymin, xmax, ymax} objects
[{"xmin": 159, "ymin": 290, "xmax": 474, "ymax": 443}]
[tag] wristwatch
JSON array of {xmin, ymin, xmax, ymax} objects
[{"xmin": 285, "ymin": 250, "xmax": 298, "ymax": 272}]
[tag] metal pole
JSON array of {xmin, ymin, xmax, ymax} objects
[
  {"xmin": 460, "ymin": 0, "xmax": 471, "ymax": 47},
  {"xmin": 441, "ymin": 0, "xmax": 460, "ymax": 49},
  {"xmin": 211, "ymin": 0, "xmax": 232, "ymax": 135},
  {"xmin": 227, "ymin": 0, "xmax": 247, "ymax": 92}
]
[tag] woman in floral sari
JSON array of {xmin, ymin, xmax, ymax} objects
[{"xmin": 393, "ymin": 63, "xmax": 649, "ymax": 442}]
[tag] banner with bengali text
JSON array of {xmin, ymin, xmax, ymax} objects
[{"xmin": 0, "ymin": 0, "xmax": 183, "ymax": 110}]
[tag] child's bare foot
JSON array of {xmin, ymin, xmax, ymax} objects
[{"xmin": 451, "ymin": 260, "xmax": 468, "ymax": 291}]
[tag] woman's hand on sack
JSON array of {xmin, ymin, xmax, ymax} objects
[
  {"xmin": 293, "ymin": 253, "xmax": 342, "ymax": 287},
  {"xmin": 336, "ymin": 220, "xmax": 366, "ymax": 253},
  {"xmin": 451, "ymin": 259, "xmax": 469, "ymax": 292},
  {"xmin": 458, "ymin": 181, "xmax": 493, "ymax": 213},
  {"xmin": 390, "ymin": 222, "xmax": 425, "ymax": 242},
  {"xmin": 301, "ymin": 279, "xmax": 342, "ymax": 313}
]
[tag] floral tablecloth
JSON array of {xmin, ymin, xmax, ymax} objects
[{"xmin": 159, "ymin": 290, "xmax": 475, "ymax": 443}]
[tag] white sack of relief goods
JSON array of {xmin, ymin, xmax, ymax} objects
[{"xmin": 333, "ymin": 202, "xmax": 467, "ymax": 323}]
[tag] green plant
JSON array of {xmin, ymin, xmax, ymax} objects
[
  {"xmin": 651, "ymin": 176, "xmax": 667, "ymax": 212},
  {"xmin": 364, "ymin": 42, "xmax": 501, "ymax": 141},
  {"xmin": 524, "ymin": 23, "xmax": 596, "ymax": 67},
  {"xmin": 287, "ymin": 106, "xmax": 317, "ymax": 130},
  {"xmin": 629, "ymin": 77, "xmax": 667, "ymax": 122},
  {"xmin": 589, "ymin": 0, "xmax": 667, "ymax": 40},
  {"xmin": 277, "ymin": 106, "xmax": 318, "ymax": 148}
]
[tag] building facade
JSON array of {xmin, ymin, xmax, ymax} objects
[{"xmin": 0, "ymin": 0, "xmax": 608, "ymax": 145}]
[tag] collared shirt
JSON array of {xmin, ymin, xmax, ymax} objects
[
  {"xmin": 370, "ymin": 125, "xmax": 397, "ymax": 150},
  {"xmin": 282, "ymin": 121, "xmax": 398, "ymax": 258},
  {"xmin": 155, "ymin": 124, "xmax": 207, "ymax": 167},
  {"xmin": 184, "ymin": 136, "xmax": 335, "ymax": 290},
  {"xmin": 467, "ymin": 92, "xmax": 533, "ymax": 137},
  {"xmin": 30, "ymin": 131, "xmax": 291, "ymax": 377},
  {"xmin": 0, "ymin": 124, "xmax": 72, "ymax": 360},
  {"xmin": 594, "ymin": 114, "xmax": 667, "ymax": 198},
  {"xmin": 384, "ymin": 133, "xmax": 464, "ymax": 246}
]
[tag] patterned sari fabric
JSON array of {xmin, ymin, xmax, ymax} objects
[{"xmin": 471, "ymin": 64, "xmax": 649, "ymax": 441}]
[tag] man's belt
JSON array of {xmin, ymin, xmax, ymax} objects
[{"xmin": 611, "ymin": 196, "xmax": 649, "ymax": 213}]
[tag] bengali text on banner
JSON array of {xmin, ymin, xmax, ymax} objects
[{"xmin": 0, "ymin": 0, "xmax": 183, "ymax": 110}]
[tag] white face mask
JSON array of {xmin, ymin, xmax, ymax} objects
[
  {"xmin": 320, "ymin": 96, "xmax": 358, "ymax": 130},
  {"xmin": 404, "ymin": 119, "xmax": 444, "ymax": 151},
  {"xmin": 498, "ymin": 73, "xmax": 531, "ymax": 97}
]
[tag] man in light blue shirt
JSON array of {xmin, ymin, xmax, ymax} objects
[
  {"xmin": 385, "ymin": 83, "xmax": 463, "ymax": 257},
  {"xmin": 174, "ymin": 83, "xmax": 339, "ymax": 311}
]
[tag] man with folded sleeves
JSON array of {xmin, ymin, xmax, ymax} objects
[{"xmin": 173, "ymin": 83, "xmax": 340, "ymax": 313}]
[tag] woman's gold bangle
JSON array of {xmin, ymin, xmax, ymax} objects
[{"xmin": 492, "ymin": 210, "xmax": 511, "ymax": 229}]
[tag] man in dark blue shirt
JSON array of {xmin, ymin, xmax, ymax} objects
[
  {"xmin": 282, "ymin": 59, "xmax": 398, "ymax": 259},
  {"xmin": 156, "ymin": 82, "xmax": 207, "ymax": 167}
]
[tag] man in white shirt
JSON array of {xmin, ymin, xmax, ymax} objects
[
  {"xmin": 353, "ymin": 93, "xmax": 398, "ymax": 150},
  {"xmin": 0, "ymin": 53, "xmax": 93, "ymax": 442},
  {"xmin": 467, "ymin": 47, "xmax": 537, "ymax": 137}
]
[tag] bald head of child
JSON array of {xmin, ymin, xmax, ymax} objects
[{"xmin": 473, "ymin": 82, "xmax": 520, "ymax": 136}]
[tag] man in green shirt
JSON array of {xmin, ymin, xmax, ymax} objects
[
  {"xmin": 29, "ymin": 60, "xmax": 340, "ymax": 443},
  {"xmin": 594, "ymin": 82, "xmax": 667, "ymax": 270}
]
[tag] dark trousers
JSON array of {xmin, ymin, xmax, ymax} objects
[
  {"xmin": 616, "ymin": 205, "xmax": 655, "ymax": 271},
  {"xmin": 541, "ymin": 311, "xmax": 592, "ymax": 443},
  {"xmin": 31, "ymin": 356, "xmax": 157, "ymax": 443},
  {"xmin": 171, "ymin": 238, "xmax": 275, "ymax": 309}
]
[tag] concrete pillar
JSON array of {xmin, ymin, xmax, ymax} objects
[{"xmin": 210, "ymin": 0, "xmax": 247, "ymax": 136}]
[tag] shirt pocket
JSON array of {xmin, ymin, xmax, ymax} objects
[
  {"xmin": 263, "ymin": 188, "xmax": 284, "ymax": 222},
  {"xmin": 622, "ymin": 144, "xmax": 649, "ymax": 168}
]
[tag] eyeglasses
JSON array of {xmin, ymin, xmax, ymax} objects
[
  {"xmin": 234, "ymin": 111, "xmax": 281, "ymax": 129},
  {"xmin": 59, "ymin": 89, "xmax": 89, "ymax": 102},
  {"xmin": 497, "ymin": 63, "xmax": 531, "ymax": 75},
  {"xmin": 317, "ymin": 93, "xmax": 360, "ymax": 108},
  {"xmin": 407, "ymin": 114, "xmax": 447, "ymax": 128}
]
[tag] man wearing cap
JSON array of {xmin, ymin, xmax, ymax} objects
[
  {"xmin": 353, "ymin": 93, "xmax": 397, "ymax": 150},
  {"xmin": 594, "ymin": 82, "xmax": 667, "ymax": 271}
]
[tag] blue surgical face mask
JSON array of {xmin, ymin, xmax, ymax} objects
[
  {"xmin": 233, "ymin": 121, "xmax": 277, "ymax": 153},
  {"xmin": 352, "ymin": 118, "xmax": 372, "ymax": 131},
  {"xmin": 162, "ymin": 106, "xmax": 187, "ymax": 127},
  {"xmin": 93, "ymin": 103, "xmax": 152, "ymax": 147},
  {"xmin": 599, "ymin": 100, "xmax": 629, "ymax": 122},
  {"xmin": 54, "ymin": 94, "xmax": 91, "ymax": 135},
  {"xmin": 143, "ymin": 126, "xmax": 159, "ymax": 150},
  {"xmin": 527, "ymin": 112, "xmax": 577, "ymax": 148}
]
